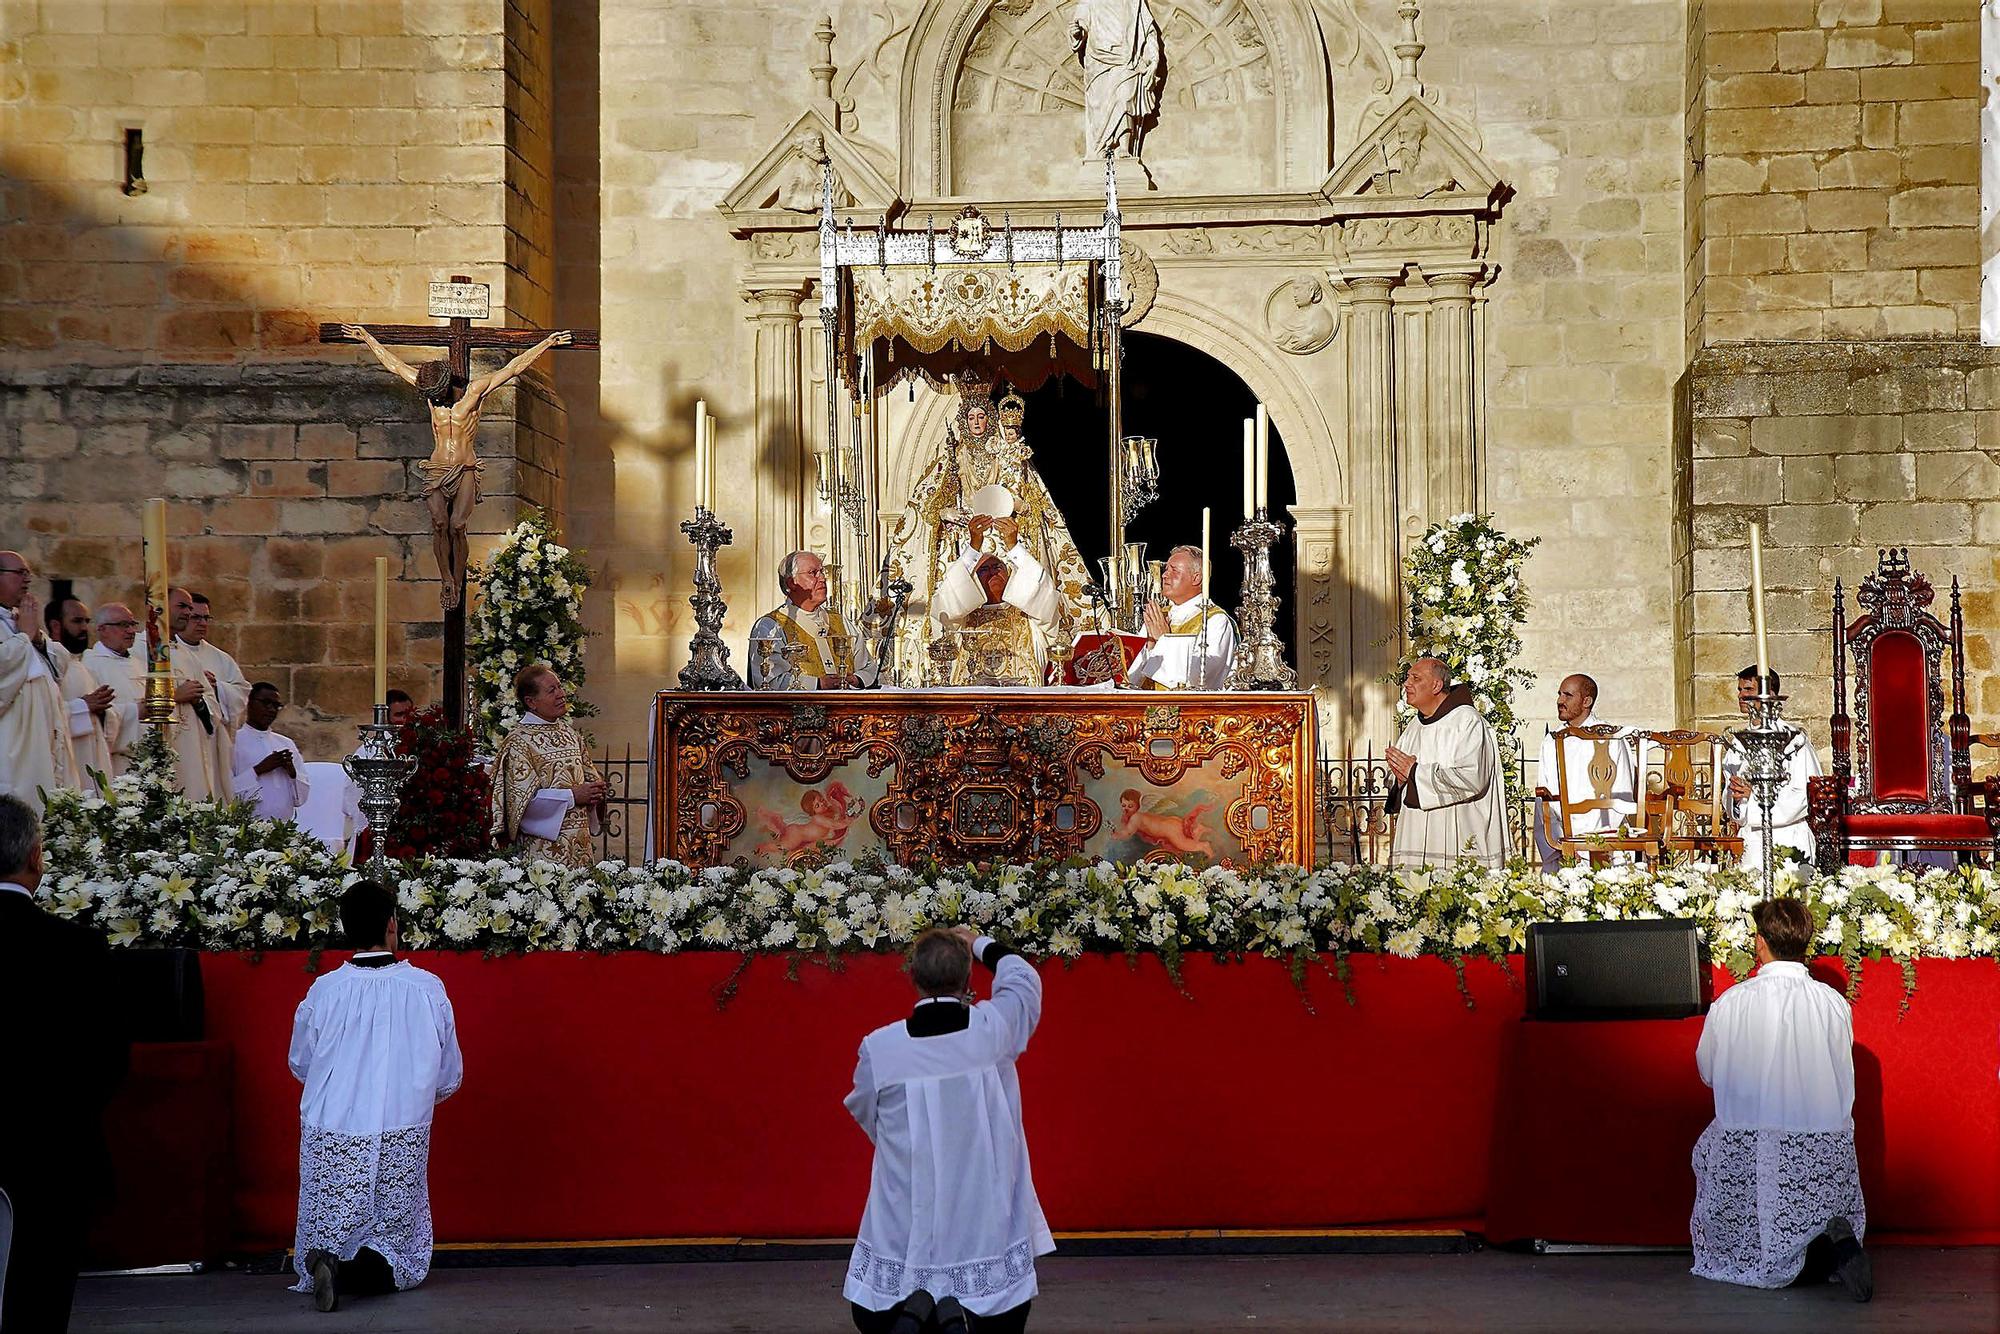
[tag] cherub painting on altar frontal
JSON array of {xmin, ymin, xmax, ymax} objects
[
  {"xmin": 753, "ymin": 781, "xmax": 866, "ymax": 862},
  {"xmin": 1112, "ymin": 787, "xmax": 1218, "ymax": 859}
]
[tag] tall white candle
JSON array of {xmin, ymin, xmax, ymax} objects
[
  {"xmin": 694, "ymin": 399, "xmax": 709, "ymax": 511},
  {"xmin": 1200, "ymin": 506, "xmax": 1211, "ymax": 602},
  {"xmin": 703, "ymin": 415, "xmax": 717, "ymax": 511},
  {"xmin": 1255, "ymin": 403, "xmax": 1269, "ymax": 512},
  {"xmin": 1748, "ymin": 522, "xmax": 1770, "ymax": 687},
  {"xmin": 1241, "ymin": 418, "xmax": 1254, "ymax": 519},
  {"xmin": 373, "ymin": 556, "xmax": 388, "ymax": 708}
]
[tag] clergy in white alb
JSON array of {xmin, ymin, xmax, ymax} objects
[
  {"xmin": 933, "ymin": 509, "xmax": 1062, "ymax": 687},
  {"xmin": 1534, "ymin": 673, "xmax": 1639, "ymax": 869},
  {"xmin": 845, "ymin": 929, "xmax": 1052, "ymax": 1326},
  {"xmin": 48, "ymin": 597, "xmax": 120, "ymax": 788},
  {"xmin": 1386, "ymin": 657, "xmax": 1511, "ymax": 868},
  {"xmin": 180, "ymin": 594, "xmax": 251, "ymax": 795},
  {"xmin": 84, "ymin": 604, "xmax": 147, "ymax": 777},
  {"xmin": 164, "ymin": 588, "xmax": 222, "ymax": 801},
  {"xmin": 232, "ymin": 683, "xmax": 311, "ymax": 822},
  {"xmin": 0, "ymin": 554, "xmax": 80, "ymax": 814},
  {"xmin": 1721, "ymin": 668, "xmax": 1822, "ymax": 871},
  {"xmin": 747, "ymin": 550, "xmax": 879, "ymax": 690},
  {"xmin": 1691, "ymin": 897, "xmax": 1871, "ymax": 1299},
  {"xmin": 289, "ymin": 883, "xmax": 463, "ymax": 1304},
  {"xmin": 1128, "ymin": 545, "xmax": 1238, "ymax": 691}
]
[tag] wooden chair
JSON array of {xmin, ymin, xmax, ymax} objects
[
  {"xmin": 1806, "ymin": 548, "xmax": 2000, "ymax": 870},
  {"xmin": 1636, "ymin": 729, "xmax": 1742, "ymax": 861},
  {"xmin": 1535, "ymin": 723, "xmax": 1658, "ymax": 865}
]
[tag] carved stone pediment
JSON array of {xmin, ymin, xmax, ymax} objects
[
  {"xmin": 1321, "ymin": 96, "xmax": 1504, "ymax": 208},
  {"xmin": 719, "ymin": 108, "xmax": 900, "ymax": 237}
]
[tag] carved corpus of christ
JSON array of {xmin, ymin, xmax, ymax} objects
[{"xmin": 341, "ymin": 324, "xmax": 572, "ymax": 610}]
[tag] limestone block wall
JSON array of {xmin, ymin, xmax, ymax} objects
[
  {"xmin": 1678, "ymin": 0, "xmax": 1991, "ymax": 743},
  {"xmin": 0, "ymin": 0, "xmax": 563, "ymax": 746}
]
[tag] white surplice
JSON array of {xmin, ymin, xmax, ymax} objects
[
  {"xmin": 1128, "ymin": 595, "xmax": 1238, "ymax": 691},
  {"xmin": 0, "ymin": 606, "xmax": 79, "ymax": 814},
  {"xmin": 231, "ymin": 724, "xmax": 311, "ymax": 821},
  {"xmin": 85, "ymin": 640, "xmax": 147, "ymax": 776},
  {"xmin": 288, "ymin": 958, "xmax": 464, "ymax": 1293},
  {"xmin": 1721, "ymin": 720, "xmax": 1822, "ymax": 871},
  {"xmin": 164, "ymin": 639, "xmax": 221, "ymax": 800},
  {"xmin": 933, "ymin": 540, "xmax": 1062, "ymax": 627},
  {"xmin": 180, "ymin": 636, "xmax": 249, "ymax": 798},
  {"xmin": 59, "ymin": 646, "xmax": 119, "ymax": 787},
  {"xmin": 844, "ymin": 943, "xmax": 1053, "ymax": 1317},
  {"xmin": 1388, "ymin": 686, "xmax": 1511, "ymax": 869},
  {"xmin": 1691, "ymin": 960, "xmax": 1864, "ymax": 1287}
]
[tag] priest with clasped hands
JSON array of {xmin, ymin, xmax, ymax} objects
[
  {"xmin": 1128, "ymin": 545, "xmax": 1237, "ymax": 691},
  {"xmin": 1385, "ymin": 655, "xmax": 1510, "ymax": 868}
]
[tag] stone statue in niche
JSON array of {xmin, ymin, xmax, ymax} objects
[
  {"xmin": 1264, "ymin": 276, "xmax": 1337, "ymax": 355},
  {"xmin": 1071, "ymin": 0, "xmax": 1165, "ymax": 163},
  {"xmin": 1361, "ymin": 116, "xmax": 1461, "ymax": 197},
  {"xmin": 774, "ymin": 130, "xmax": 850, "ymax": 212}
]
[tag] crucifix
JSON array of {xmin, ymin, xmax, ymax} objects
[{"xmin": 320, "ymin": 276, "xmax": 599, "ymax": 727}]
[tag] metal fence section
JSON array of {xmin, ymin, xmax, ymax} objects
[
  {"xmin": 593, "ymin": 745, "xmax": 652, "ymax": 864},
  {"xmin": 599, "ymin": 743, "xmax": 1540, "ymax": 868}
]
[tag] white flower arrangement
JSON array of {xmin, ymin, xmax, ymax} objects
[
  {"xmin": 466, "ymin": 507, "xmax": 595, "ymax": 750},
  {"xmin": 29, "ymin": 751, "xmax": 1999, "ymax": 1011},
  {"xmin": 1396, "ymin": 513, "xmax": 1540, "ymax": 811}
]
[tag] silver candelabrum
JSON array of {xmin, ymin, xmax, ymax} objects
[
  {"xmin": 1226, "ymin": 507, "xmax": 1297, "ymax": 690},
  {"xmin": 344, "ymin": 703, "xmax": 416, "ymax": 875},
  {"xmin": 679, "ymin": 505, "xmax": 745, "ymax": 690},
  {"xmin": 1730, "ymin": 689, "xmax": 1790, "ymax": 901}
]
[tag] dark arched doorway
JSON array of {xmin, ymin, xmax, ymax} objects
[{"xmin": 1019, "ymin": 331, "xmax": 1297, "ymax": 658}]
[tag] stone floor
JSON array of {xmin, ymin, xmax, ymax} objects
[{"xmin": 72, "ymin": 1248, "xmax": 1999, "ymax": 1332}]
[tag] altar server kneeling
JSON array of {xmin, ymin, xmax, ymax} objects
[
  {"xmin": 290, "ymin": 882, "xmax": 464, "ymax": 1313},
  {"xmin": 845, "ymin": 927, "xmax": 1051, "ymax": 1333},
  {"xmin": 1691, "ymin": 896, "xmax": 1870, "ymax": 1301}
]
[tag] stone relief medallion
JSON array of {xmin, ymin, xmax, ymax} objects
[
  {"xmin": 1118, "ymin": 239, "xmax": 1158, "ymax": 326},
  {"xmin": 1263, "ymin": 275, "xmax": 1337, "ymax": 355}
]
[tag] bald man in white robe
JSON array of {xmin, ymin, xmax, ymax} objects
[{"xmin": 1386, "ymin": 657, "xmax": 1511, "ymax": 869}]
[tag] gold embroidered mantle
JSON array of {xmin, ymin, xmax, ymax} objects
[{"xmin": 490, "ymin": 718, "xmax": 602, "ymax": 868}]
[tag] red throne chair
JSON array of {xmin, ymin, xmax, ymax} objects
[{"xmin": 1807, "ymin": 548, "xmax": 2000, "ymax": 871}]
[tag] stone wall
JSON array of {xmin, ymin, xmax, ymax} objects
[
  {"xmin": 1680, "ymin": 0, "xmax": 1992, "ymax": 743},
  {"xmin": 0, "ymin": 0, "xmax": 563, "ymax": 744}
]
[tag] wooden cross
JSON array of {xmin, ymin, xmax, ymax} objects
[{"xmin": 320, "ymin": 276, "xmax": 600, "ymax": 728}]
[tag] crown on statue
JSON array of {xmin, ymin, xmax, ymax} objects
[
  {"xmin": 949, "ymin": 369, "xmax": 996, "ymax": 401},
  {"xmin": 997, "ymin": 390, "xmax": 1026, "ymax": 426}
]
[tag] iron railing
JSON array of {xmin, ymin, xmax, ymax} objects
[{"xmin": 594, "ymin": 745, "xmax": 1542, "ymax": 868}]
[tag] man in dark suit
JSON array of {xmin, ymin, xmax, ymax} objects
[{"xmin": 0, "ymin": 794, "xmax": 128, "ymax": 1333}]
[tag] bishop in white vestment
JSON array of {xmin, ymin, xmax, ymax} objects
[
  {"xmin": 1386, "ymin": 658, "xmax": 1511, "ymax": 869},
  {"xmin": 845, "ymin": 930, "xmax": 1052, "ymax": 1327},
  {"xmin": 231, "ymin": 683, "xmax": 311, "ymax": 822},
  {"xmin": 290, "ymin": 884, "xmax": 463, "ymax": 1307},
  {"xmin": 0, "ymin": 556, "xmax": 80, "ymax": 813},
  {"xmin": 1128, "ymin": 546, "xmax": 1238, "ymax": 690},
  {"xmin": 1691, "ymin": 898, "xmax": 1870, "ymax": 1298},
  {"xmin": 83, "ymin": 605, "xmax": 147, "ymax": 777},
  {"xmin": 1721, "ymin": 670, "xmax": 1821, "ymax": 871},
  {"xmin": 747, "ymin": 550, "xmax": 879, "ymax": 690}
]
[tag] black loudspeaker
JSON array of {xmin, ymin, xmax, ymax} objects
[
  {"xmin": 1526, "ymin": 919, "xmax": 1707, "ymax": 1020},
  {"xmin": 109, "ymin": 948, "xmax": 206, "ymax": 1042}
]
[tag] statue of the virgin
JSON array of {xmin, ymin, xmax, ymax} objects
[{"xmin": 881, "ymin": 377, "xmax": 1092, "ymax": 685}]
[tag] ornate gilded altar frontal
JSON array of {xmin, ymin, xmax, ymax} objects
[{"xmin": 654, "ymin": 691, "xmax": 1316, "ymax": 870}]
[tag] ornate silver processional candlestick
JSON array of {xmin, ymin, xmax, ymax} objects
[
  {"xmin": 345, "ymin": 704, "xmax": 417, "ymax": 875},
  {"xmin": 679, "ymin": 505, "xmax": 745, "ymax": 690},
  {"xmin": 1226, "ymin": 507, "xmax": 1297, "ymax": 690},
  {"xmin": 1730, "ymin": 688, "xmax": 1790, "ymax": 902}
]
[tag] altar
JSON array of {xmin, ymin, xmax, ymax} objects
[{"xmin": 652, "ymin": 690, "xmax": 1316, "ymax": 868}]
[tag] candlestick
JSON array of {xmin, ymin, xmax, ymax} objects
[
  {"xmin": 373, "ymin": 556, "xmax": 389, "ymax": 706},
  {"xmin": 1226, "ymin": 508, "xmax": 1297, "ymax": 691},
  {"xmin": 679, "ymin": 507, "xmax": 745, "ymax": 690},
  {"xmin": 1749, "ymin": 522, "xmax": 1770, "ymax": 688},
  {"xmin": 1255, "ymin": 403, "xmax": 1269, "ymax": 511},
  {"xmin": 140, "ymin": 498, "xmax": 175, "ymax": 727},
  {"xmin": 1241, "ymin": 418, "xmax": 1254, "ymax": 519}
]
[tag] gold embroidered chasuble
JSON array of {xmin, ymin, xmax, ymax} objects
[
  {"xmin": 768, "ymin": 606, "xmax": 853, "ymax": 678},
  {"xmin": 490, "ymin": 716, "xmax": 602, "ymax": 868}
]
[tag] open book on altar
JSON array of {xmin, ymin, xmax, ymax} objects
[{"xmin": 1062, "ymin": 631, "xmax": 1147, "ymax": 686}]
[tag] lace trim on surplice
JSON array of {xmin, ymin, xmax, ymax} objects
[
  {"xmin": 289, "ymin": 1122, "xmax": 435, "ymax": 1292},
  {"xmin": 1690, "ymin": 1122, "xmax": 1866, "ymax": 1289}
]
